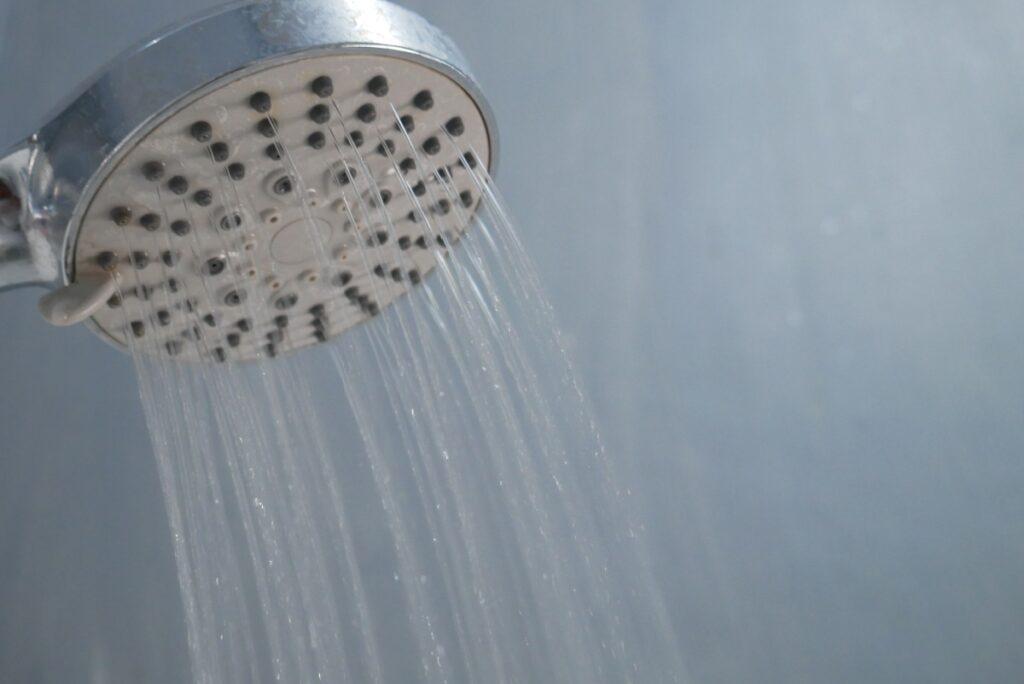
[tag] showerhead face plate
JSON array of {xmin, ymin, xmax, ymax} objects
[{"xmin": 73, "ymin": 53, "xmax": 491, "ymax": 362}]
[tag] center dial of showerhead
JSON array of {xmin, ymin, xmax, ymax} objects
[{"xmin": 270, "ymin": 217, "xmax": 334, "ymax": 265}]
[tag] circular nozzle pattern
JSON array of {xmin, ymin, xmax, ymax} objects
[{"xmin": 72, "ymin": 53, "xmax": 491, "ymax": 363}]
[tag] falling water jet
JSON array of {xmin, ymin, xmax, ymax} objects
[
  {"xmin": 0, "ymin": 0, "xmax": 686, "ymax": 682},
  {"xmin": 326, "ymin": 126, "xmax": 515, "ymax": 682}
]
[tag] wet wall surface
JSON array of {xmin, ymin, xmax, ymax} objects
[{"xmin": 2, "ymin": 0, "xmax": 1023, "ymax": 681}]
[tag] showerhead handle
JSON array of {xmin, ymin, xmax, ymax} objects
[{"xmin": 0, "ymin": 142, "xmax": 56, "ymax": 291}]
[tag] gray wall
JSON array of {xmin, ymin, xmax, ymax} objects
[{"xmin": 2, "ymin": 0, "xmax": 1023, "ymax": 682}]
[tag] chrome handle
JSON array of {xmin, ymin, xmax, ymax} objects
[{"xmin": 0, "ymin": 141, "xmax": 61, "ymax": 292}]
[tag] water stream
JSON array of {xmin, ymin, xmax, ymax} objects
[{"xmin": 118, "ymin": 104, "xmax": 683, "ymax": 683}]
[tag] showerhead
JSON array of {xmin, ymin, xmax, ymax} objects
[{"xmin": 0, "ymin": 0, "xmax": 496, "ymax": 362}]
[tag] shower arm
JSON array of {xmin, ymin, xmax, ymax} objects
[
  {"xmin": 0, "ymin": 141, "xmax": 122, "ymax": 326},
  {"xmin": 0, "ymin": 141, "xmax": 55, "ymax": 292}
]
